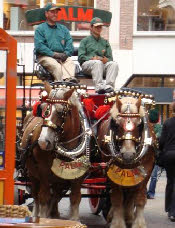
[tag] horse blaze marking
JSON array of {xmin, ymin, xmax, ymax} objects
[
  {"xmin": 57, "ymin": 8, "xmax": 93, "ymax": 22},
  {"xmin": 59, "ymin": 161, "xmax": 82, "ymax": 169}
]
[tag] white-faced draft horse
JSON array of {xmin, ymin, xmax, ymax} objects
[
  {"xmin": 20, "ymin": 81, "xmax": 91, "ymax": 220},
  {"xmin": 97, "ymin": 90, "xmax": 157, "ymax": 228}
]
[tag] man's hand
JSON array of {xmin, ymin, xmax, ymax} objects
[
  {"xmin": 53, "ymin": 52, "xmax": 62, "ymax": 59},
  {"xmin": 102, "ymin": 56, "xmax": 108, "ymax": 64},
  {"xmin": 91, "ymin": 56, "xmax": 108, "ymax": 64},
  {"xmin": 91, "ymin": 56, "xmax": 103, "ymax": 61},
  {"xmin": 91, "ymin": 56, "xmax": 99, "ymax": 60},
  {"xmin": 53, "ymin": 52, "xmax": 68, "ymax": 62}
]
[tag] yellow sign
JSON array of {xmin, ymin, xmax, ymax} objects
[
  {"xmin": 51, "ymin": 158, "xmax": 88, "ymax": 180},
  {"xmin": 0, "ymin": 181, "xmax": 4, "ymax": 204},
  {"xmin": 0, "ymin": 156, "xmax": 3, "ymax": 166},
  {"xmin": 107, "ymin": 164, "xmax": 146, "ymax": 187}
]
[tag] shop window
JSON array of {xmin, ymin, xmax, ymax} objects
[
  {"xmin": 3, "ymin": 0, "xmax": 94, "ymax": 31},
  {"xmin": 137, "ymin": 0, "xmax": 175, "ymax": 31},
  {"xmin": 164, "ymin": 77, "xmax": 175, "ymax": 87},
  {"xmin": 126, "ymin": 76, "xmax": 162, "ymax": 87}
]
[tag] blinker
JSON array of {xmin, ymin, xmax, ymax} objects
[{"xmin": 42, "ymin": 104, "xmax": 52, "ymax": 118}]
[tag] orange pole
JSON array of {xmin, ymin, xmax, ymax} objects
[{"xmin": 0, "ymin": 29, "xmax": 17, "ymax": 204}]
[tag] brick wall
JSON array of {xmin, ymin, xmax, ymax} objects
[
  {"xmin": 120, "ymin": 0, "xmax": 134, "ymax": 50},
  {"xmin": 96, "ymin": 0, "xmax": 110, "ymax": 40}
]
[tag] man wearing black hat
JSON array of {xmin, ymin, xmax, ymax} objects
[
  {"xmin": 34, "ymin": 3, "xmax": 77, "ymax": 82},
  {"xmin": 78, "ymin": 17, "xmax": 118, "ymax": 94}
]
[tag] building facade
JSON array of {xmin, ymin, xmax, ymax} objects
[{"xmin": 0, "ymin": 0, "xmax": 175, "ymax": 109}]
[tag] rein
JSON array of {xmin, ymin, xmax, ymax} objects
[{"xmin": 60, "ymin": 108, "xmax": 111, "ymax": 145}]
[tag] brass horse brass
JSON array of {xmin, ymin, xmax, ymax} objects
[
  {"xmin": 107, "ymin": 164, "xmax": 147, "ymax": 187},
  {"xmin": 51, "ymin": 157, "xmax": 88, "ymax": 180}
]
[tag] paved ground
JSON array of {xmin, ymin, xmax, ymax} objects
[
  {"xmin": 23, "ymin": 170, "xmax": 174, "ymax": 227},
  {"xmin": 57, "ymin": 171, "xmax": 175, "ymax": 227}
]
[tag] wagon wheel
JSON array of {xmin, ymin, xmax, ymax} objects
[
  {"xmin": 88, "ymin": 188, "xmax": 103, "ymax": 215},
  {"xmin": 14, "ymin": 186, "xmax": 26, "ymax": 205}
]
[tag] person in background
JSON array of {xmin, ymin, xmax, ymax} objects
[
  {"xmin": 159, "ymin": 102, "xmax": 175, "ymax": 222},
  {"xmin": 78, "ymin": 17, "xmax": 118, "ymax": 94},
  {"xmin": 34, "ymin": 3, "xmax": 78, "ymax": 83},
  {"xmin": 147, "ymin": 109, "xmax": 162, "ymax": 199}
]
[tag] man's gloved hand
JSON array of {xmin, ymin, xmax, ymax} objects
[
  {"xmin": 53, "ymin": 52, "xmax": 68, "ymax": 62},
  {"xmin": 91, "ymin": 56, "xmax": 108, "ymax": 64},
  {"xmin": 102, "ymin": 56, "xmax": 108, "ymax": 64},
  {"xmin": 59, "ymin": 53, "xmax": 68, "ymax": 62}
]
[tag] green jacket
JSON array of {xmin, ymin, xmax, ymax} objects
[
  {"xmin": 78, "ymin": 35, "xmax": 113, "ymax": 65},
  {"xmin": 154, "ymin": 123, "xmax": 162, "ymax": 139},
  {"xmin": 34, "ymin": 22, "xmax": 74, "ymax": 57}
]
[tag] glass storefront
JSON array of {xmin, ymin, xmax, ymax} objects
[
  {"xmin": 137, "ymin": 0, "xmax": 175, "ymax": 31},
  {"xmin": 125, "ymin": 74, "xmax": 175, "ymax": 121},
  {"xmin": 3, "ymin": 0, "xmax": 94, "ymax": 31},
  {"xmin": 126, "ymin": 75, "xmax": 175, "ymax": 88},
  {"xmin": 0, "ymin": 51, "xmax": 6, "ymax": 169}
]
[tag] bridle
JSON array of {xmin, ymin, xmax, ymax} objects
[
  {"xmin": 116, "ymin": 103, "xmax": 142, "ymax": 144},
  {"xmin": 104, "ymin": 102, "xmax": 151, "ymax": 165},
  {"xmin": 39, "ymin": 89, "xmax": 91, "ymax": 161},
  {"xmin": 41, "ymin": 97, "xmax": 71, "ymax": 136}
]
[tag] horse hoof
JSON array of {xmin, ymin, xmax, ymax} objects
[{"xmin": 69, "ymin": 217, "xmax": 80, "ymax": 222}]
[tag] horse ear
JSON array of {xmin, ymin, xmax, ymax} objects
[
  {"xmin": 64, "ymin": 89, "xmax": 75, "ymax": 100},
  {"xmin": 136, "ymin": 96, "xmax": 142, "ymax": 109},
  {"xmin": 116, "ymin": 96, "xmax": 122, "ymax": 112},
  {"xmin": 44, "ymin": 81, "xmax": 52, "ymax": 94}
]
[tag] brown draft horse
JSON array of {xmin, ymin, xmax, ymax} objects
[
  {"xmin": 97, "ymin": 92, "xmax": 157, "ymax": 228},
  {"xmin": 20, "ymin": 81, "xmax": 90, "ymax": 220}
]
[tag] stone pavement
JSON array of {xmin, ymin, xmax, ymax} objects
[
  {"xmin": 58, "ymin": 170, "xmax": 175, "ymax": 227},
  {"xmin": 144, "ymin": 170, "xmax": 174, "ymax": 228}
]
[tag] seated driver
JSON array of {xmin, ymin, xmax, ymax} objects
[
  {"xmin": 34, "ymin": 3, "xmax": 78, "ymax": 83},
  {"xmin": 78, "ymin": 17, "xmax": 119, "ymax": 94}
]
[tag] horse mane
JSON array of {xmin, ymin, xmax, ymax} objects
[{"xmin": 110, "ymin": 96, "xmax": 145, "ymax": 119}]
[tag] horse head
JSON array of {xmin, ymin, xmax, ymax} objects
[
  {"xmin": 37, "ymin": 82, "xmax": 80, "ymax": 151},
  {"xmin": 109, "ymin": 95, "xmax": 145, "ymax": 164}
]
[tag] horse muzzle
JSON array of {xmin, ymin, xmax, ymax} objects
[
  {"xmin": 38, "ymin": 139, "xmax": 54, "ymax": 151},
  {"xmin": 119, "ymin": 141, "xmax": 137, "ymax": 164}
]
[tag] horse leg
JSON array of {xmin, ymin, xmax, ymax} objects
[
  {"xmin": 109, "ymin": 187, "xmax": 126, "ymax": 228},
  {"xmin": 36, "ymin": 160, "xmax": 52, "ymax": 218},
  {"xmin": 38, "ymin": 181, "xmax": 51, "ymax": 218},
  {"xmin": 132, "ymin": 186, "xmax": 147, "ymax": 228},
  {"xmin": 31, "ymin": 178, "xmax": 40, "ymax": 217},
  {"xmin": 38, "ymin": 178, "xmax": 51, "ymax": 218},
  {"xmin": 124, "ymin": 192, "xmax": 135, "ymax": 228},
  {"xmin": 47, "ymin": 185, "xmax": 63, "ymax": 218},
  {"xmin": 69, "ymin": 181, "xmax": 82, "ymax": 221},
  {"xmin": 47, "ymin": 197, "xmax": 60, "ymax": 218}
]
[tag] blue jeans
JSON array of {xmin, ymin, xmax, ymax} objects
[{"xmin": 147, "ymin": 165, "xmax": 160, "ymax": 198}]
